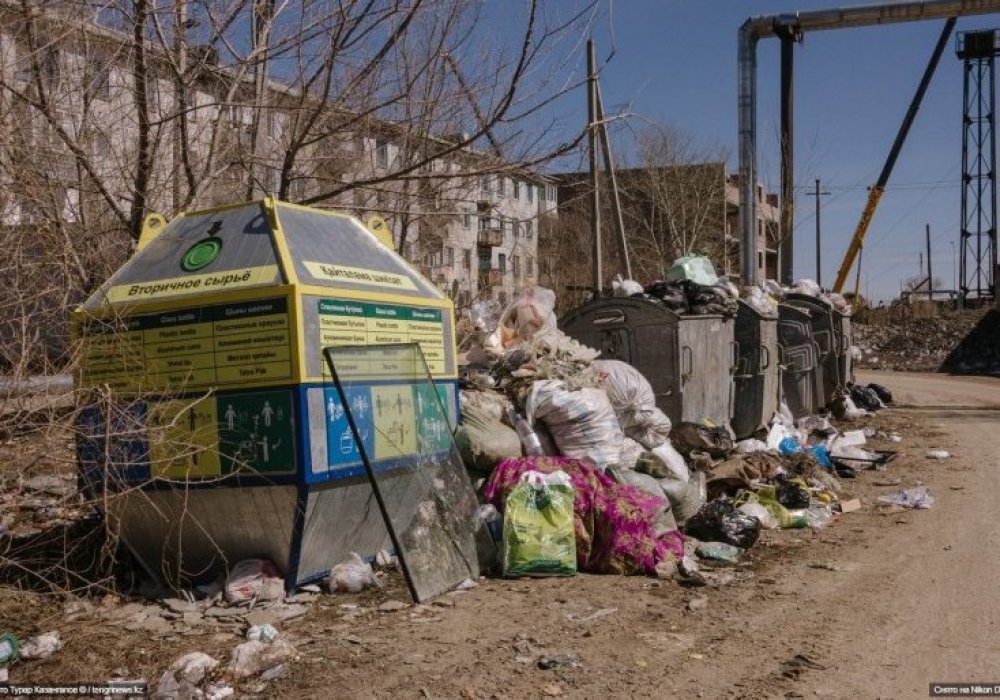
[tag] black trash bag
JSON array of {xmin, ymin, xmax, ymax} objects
[
  {"xmin": 850, "ymin": 385, "xmax": 882, "ymax": 412},
  {"xmin": 669, "ymin": 422, "xmax": 734, "ymax": 459},
  {"xmin": 867, "ymin": 383, "xmax": 893, "ymax": 405},
  {"xmin": 684, "ymin": 497, "xmax": 761, "ymax": 549},
  {"xmin": 775, "ymin": 477, "xmax": 811, "ymax": 509},
  {"xmin": 680, "ymin": 282, "xmax": 739, "ymax": 318},
  {"xmin": 645, "ymin": 281, "xmax": 688, "ymax": 311}
]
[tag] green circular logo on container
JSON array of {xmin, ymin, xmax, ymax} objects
[{"xmin": 181, "ymin": 237, "xmax": 222, "ymax": 271}]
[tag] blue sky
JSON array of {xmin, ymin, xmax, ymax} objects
[{"xmin": 523, "ymin": 1, "xmax": 1000, "ymax": 302}]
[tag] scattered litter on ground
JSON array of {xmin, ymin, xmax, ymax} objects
[
  {"xmin": 695, "ymin": 541, "xmax": 743, "ymax": 562},
  {"xmin": 17, "ymin": 631, "xmax": 61, "ymax": 660},
  {"xmin": 877, "ymin": 486, "xmax": 935, "ymax": 509},
  {"xmin": 537, "ymin": 652, "xmax": 581, "ymax": 670},
  {"xmin": 229, "ymin": 638, "xmax": 297, "ymax": 678},
  {"xmin": 838, "ymin": 499, "xmax": 862, "ymax": 514},
  {"xmin": 566, "ymin": 608, "xmax": 616, "ymax": 623},
  {"xmin": 328, "ymin": 552, "xmax": 379, "ymax": 593},
  {"xmin": 225, "ymin": 559, "xmax": 285, "ymax": 603}
]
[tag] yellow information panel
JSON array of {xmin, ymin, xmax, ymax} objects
[
  {"xmin": 370, "ymin": 384, "xmax": 418, "ymax": 459},
  {"xmin": 304, "ymin": 262, "xmax": 417, "ymax": 291},
  {"xmin": 148, "ymin": 398, "xmax": 221, "ymax": 478},
  {"xmin": 317, "ymin": 298, "xmax": 447, "ymax": 378},
  {"xmin": 80, "ymin": 297, "xmax": 292, "ymax": 392},
  {"xmin": 105, "ymin": 265, "xmax": 279, "ymax": 303}
]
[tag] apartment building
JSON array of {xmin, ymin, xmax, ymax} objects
[
  {"xmin": 0, "ymin": 3, "xmax": 549, "ymax": 308},
  {"xmin": 549, "ymin": 163, "xmax": 779, "ymax": 288}
]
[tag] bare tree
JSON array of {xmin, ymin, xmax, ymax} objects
[
  {"xmin": 544, "ymin": 122, "xmax": 732, "ymax": 295},
  {"xmin": 0, "ymin": 0, "xmax": 596, "ymax": 372},
  {"xmin": 620, "ymin": 124, "xmax": 730, "ymax": 280}
]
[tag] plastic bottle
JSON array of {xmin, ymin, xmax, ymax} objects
[
  {"xmin": 476, "ymin": 504, "xmax": 503, "ymax": 545},
  {"xmin": 507, "ymin": 408, "xmax": 544, "ymax": 456},
  {"xmin": 804, "ymin": 505, "xmax": 833, "ymax": 528},
  {"xmin": 0, "ymin": 632, "xmax": 17, "ymax": 664}
]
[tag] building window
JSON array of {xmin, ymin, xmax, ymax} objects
[
  {"xmin": 513, "ymin": 180, "xmax": 521, "ymax": 199},
  {"xmin": 758, "ymin": 252, "xmax": 764, "ymax": 269},
  {"xmin": 480, "ymin": 175, "xmax": 491, "ymax": 194},
  {"xmin": 526, "ymin": 256, "xmax": 534, "ymax": 276},
  {"xmin": 478, "ymin": 248, "xmax": 492, "ymax": 271},
  {"xmin": 91, "ymin": 131, "xmax": 111, "ymax": 161},
  {"xmin": 375, "ymin": 138, "xmax": 389, "ymax": 168},
  {"xmin": 445, "ymin": 246, "xmax": 454, "ymax": 267},
  {"xmin": 463, "ymin": 210, "xmax": 471, "ymax": 229},
  {"xmin": 512, "ymin": 255, "xmax": 520, "ymax": 277},
  {"xmin": 89, "ymin": 63, "xmax": 111, "ymax": 102},
  {"xmin": 479, "ymin": 215, "xmax": 489, "ymax": 231},
  {"xmin": 526, "ymin": 183, "xmax": 533, "ymax": 203},
  {"xmin": 463, "ymin": 248, "xmax": 472, "ymax": 270},
  {"xmin": 14, "ymin": 40, "xmax": 31, "ymax": 83},
  {"xmin": 145, "ymin": 75, "xmax": 161, "ymax": 114},
  {"xmin": 497, "ymin": 177, "xmax": 505, "ymax": 196},
  {"xmin": 498, "ymin": 253, "xmax": 506, "ymax": 274},
  {"xmin": 525, "ymin": 220, "xmax": 534, "ymax": 239}
]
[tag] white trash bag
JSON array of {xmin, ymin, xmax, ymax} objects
[
  {"xmin": 225, "ymin": 559, "xmax": 285, "ymax": 603},
  {"xmin": 525, "ymin": 380, "xmax": 623, "ymax": 469},
  {"xmin": 328, "ymin": 552, "xmax": 380, "ymax": 593},
  {"xmin": 593, "ymin": 360, "xmax": 672, "ymax": 448}
]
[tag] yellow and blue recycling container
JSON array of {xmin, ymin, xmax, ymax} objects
[{"xmin": 73, "ymin": 198, "xmax": 458, "ymax": 587}]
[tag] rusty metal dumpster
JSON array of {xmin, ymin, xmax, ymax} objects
[
  {"xmin": 559, "ymin": 297, "xmax": 736, "ymax": 427},
  {"xmin": 785, "ymin": 293, "xmax": 842, "ymax": 403},
  {"xmin": 777, "ymin": 303, "xmax": 821, "ymax": 417},
  {"xmin": 732, "ymin": 300, "xmax": 779, "ymax": 438}
]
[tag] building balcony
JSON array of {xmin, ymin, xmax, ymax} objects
[
  {"xmin": 477, "ymin": 228, "xmax": 503, "ymax": 247},
  {"xmin": 478, "ymin": 269, "xmax": 504, "ymax": 287}
]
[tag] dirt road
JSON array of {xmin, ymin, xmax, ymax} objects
[
  {"xmin": 278, "ymin": 370, "xmax": 1000, "ymax": 699},
  {"xmin": 6, "ymin": 371, "xmax": 1000, "ymax": 698}
]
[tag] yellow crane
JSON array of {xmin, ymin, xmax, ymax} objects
[{"xmin": 833, "ymin": 17, "xmax": 955, "ymax": 293}]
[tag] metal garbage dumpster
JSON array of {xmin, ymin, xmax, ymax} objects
[
  {"xmin": 777, "ymin": 303, "xmax": 821, "ymax": 417},
  {"xmin": 73, "ymin": 198, "xmax": 462, "ymax": 588},
  {"xmin": 784, "ymin": 294, "xmax": 842, "ymax": 403},
  {"xmin": 559, "ymin": 297, "xmax": 736, "ymax": 427},
  {"xmin": 833, "ymin": 307, "xmax": 853, "ymax": 386},
  {"xmin": 732, "ymin": 300, "xmax": 779, "ymax": 438}
]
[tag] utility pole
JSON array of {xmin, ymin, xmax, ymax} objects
[
  {"xmin": 594, "ymin": 78, "xmax": 632, "ymax": 279},
  {"xmin": 813, "ymin": 179, "xmax": 830, "ymax": 285},
  {"xmin": 587, "ymin": 39, "xmax": 601, "ymax": 294},
  {"xmin": 926, "ymin": 223, "xmax": 934, "ymax": 300}
]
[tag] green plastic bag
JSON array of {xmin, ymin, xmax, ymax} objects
[
  {"xmin": 665, "ymin": 254, "xmax": 719, "ymax": 286},
  {"xmin": 502, "ymin": 470, "xmax": 577, "ymax": 577},
  {"xmin": 735, "ymin": 488, "xmax": 806, "ymax": 529}
]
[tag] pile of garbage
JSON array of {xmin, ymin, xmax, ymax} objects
[
  {"xmin": 458, "ymin": 283, "xmax": 895, "ymax": 583},
  {"xmin": 608, "ymin": 255, "xmax": 849, "ymax": 322},
  {"xmin": 854, "ymin": 308, "xmax": 999, "ymax": 374}
]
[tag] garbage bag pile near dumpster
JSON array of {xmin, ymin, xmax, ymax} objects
[
  {"xmin": 560, "ymin": 257, "xmax": 741, "ymax": 429},
  {"xmin": 458, "ymin": 283, "xmax": 906, "ymax": 584}
]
